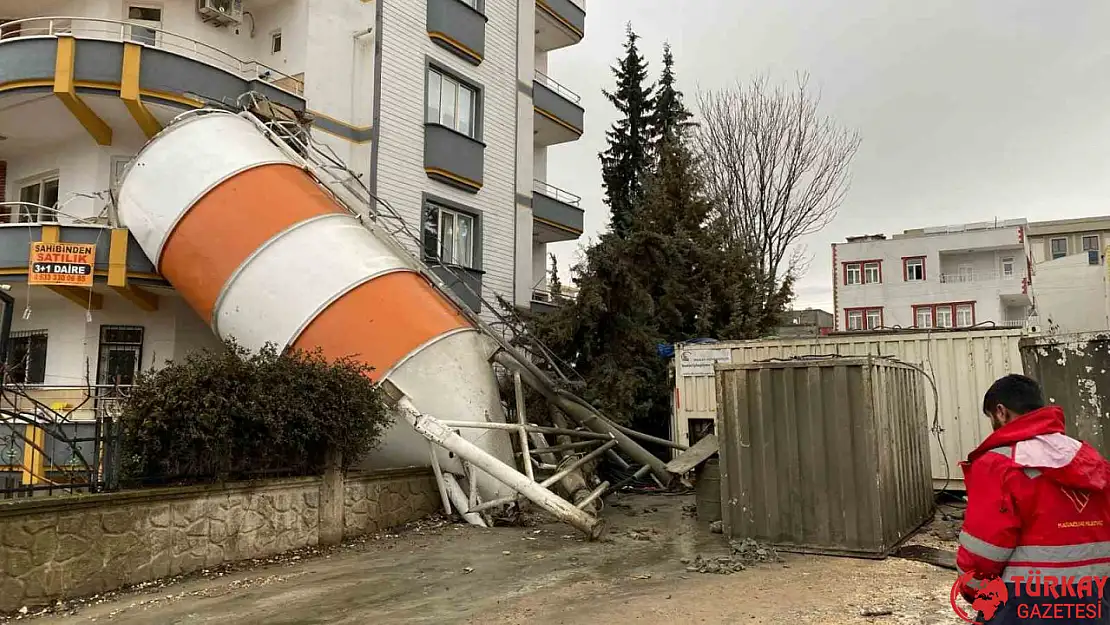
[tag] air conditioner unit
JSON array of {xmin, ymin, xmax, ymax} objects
[{"xmin": 198, "ymin": 0, "xmax": 243, "ymax": 26}]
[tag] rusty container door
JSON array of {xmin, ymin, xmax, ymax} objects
[
  {"xmin": 1020, "ymin": 333, "xmax": 1110, "ymax": 455},
  {"xmin": 715, "ymin": 357, "xmax": 934, "ymax": 558}
]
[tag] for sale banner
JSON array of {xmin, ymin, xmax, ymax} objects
[{"xmin": 28, "ymin": 242, "xmax": 96, "ymax": 287}]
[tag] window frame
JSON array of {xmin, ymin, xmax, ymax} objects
[
  {"xmin": 426, "ymin": 65, "xmax": 481, "ymax": 140},
  {"xmin": 95, "ymin": 325, "xmax": 145, "ymax": 387},
  {"xmin": 955, "ymin": 303, "xmax": 975, "ymax": 328},
  {"xmin": 422, "ymin": 199, "xmax": 480, "ymax": 270},
  {"xmin": 1001, "ymin": 256, "xmax": 1015, "ymax": 279},
  {"xmin": 15, "ymin": 172, "xmax": 61, "ymax": 223},
  {"xmin": 863, "ymin": 261, "xmax": 882, "ymax": 284},
  {"xmin": 844, "ymin": 263, "xmax": 861, "ymax": 286},
  {"xmin": 934, "ymin": 304, "xmax": 953, "ymax": 329},
  {"xmin": 1050, "ymin": 237, "xmax": 1068, "ymax": 260},
  {"xmin": 124, "ymin": 3, "xmax": 163, "ymax": 46},
  {"xmin": 5, "ymin": 330, "xmax": 48, "ymax": 385},
  {"xmin": 902, "ymin": 256, "xmax": 926, "ymax": 282},
  {"xmin": 270, "ymin": 29, "xmax": 282, "ymax": 54},
  {"xmin": 913, "ymin": 306, "xmax": 933, "ymax": 329},
  {"xmin": 1083, "ymin": 235, "xmax": 1100, "ymax": 253},
  {"xmin": 844, "ymin": 307, "xmax": 882, "ymax": 331}
]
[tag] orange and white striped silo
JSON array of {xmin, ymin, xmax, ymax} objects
[{"xmin": 116, "ymin": 111, "xmax": 514, "ymax": 500}]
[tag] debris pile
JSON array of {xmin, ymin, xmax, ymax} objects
[{"xmin": 682, "ymin": 538, "xmax": 782, "ymax": 575}]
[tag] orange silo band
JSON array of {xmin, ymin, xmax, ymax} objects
[
  {"xmin": 159, "ymin": 163, "xmax": 344, "ymax": 321},
  {"xmin": 291, "ymin": 271, "xmax": 470, "ymax": 381}
]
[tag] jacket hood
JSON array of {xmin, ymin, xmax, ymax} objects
[{"xmin": 968, "ymin": 405, "xmax": 1110, "ymax": 491}]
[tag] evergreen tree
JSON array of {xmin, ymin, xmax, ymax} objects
[
  {"xmin": 548, "ymin": 253, "xmax": 563, "ymax": 299},
  {"xmin": 600, "ymin": 24, "xmax": 655, "ymax": 238},
  {"xmin": 650, "ymin": 43, "xmax": 695, "ymax": 155}
]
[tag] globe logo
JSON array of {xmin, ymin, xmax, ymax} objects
[{"xmin": 951, "ymin": 571, "xmax": 1009, "ymax": 623}]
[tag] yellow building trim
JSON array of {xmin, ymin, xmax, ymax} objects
[
  {"xmin": 113, "ymin": 284, "xmax": 159, "ymax": 311},
  {"xmin": 309, "ymin": 109, "xmax": 372, "ymax": 132},
  {"xmin": 53, "ymin": 37, "xmax": 112, "ymax": 146},
  {"xmin": 535, "ymin": 106, "xmax": 583, "ymax": 136},
  {"xmin": 40, "ymin": 225, "xmax": 60, "ymax": 243},
  {"xmin": 311, "ymin": 122, "xmax": 374, "ymax": 144},
  {"xmin": 534, "ymin": 216, "xmax": 583, "ymax": 236},
  {"xmin": 425, "ymin": 167, "xmax": 482, "ymax": 191},
  {"xmin": 48, "ymin": 285, "xmax": 103, "ymax": 310},
  {"xmin": 428, "ymin": 31, "xmax": 483, "ymax": 64},
  {"xmin": 107, "ymin": 227, "xmax": 129, "ymax": 287},
  {"xmin": 0, "ymin": 79, "xmax": 55, "ymax": 92},
  {"xmin": 536, "ymin": 0, "xmax": 584, "ymax": 38},
  {"xmin": 121, "ymin": 43, "xmax": 162, "ymax": 139},
  {"xmin": 20, "ymin": 425, "xmax": 46, "ymax": 486}
]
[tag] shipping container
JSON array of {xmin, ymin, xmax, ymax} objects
[
  {"xmin": 1020, "ymin": 333, "xmax": 1110, "ymax": 456},
  {"xmin": 715, "ymin": 357, "xmax": 934, "ymax": 558},
  {"xmin": 672, "ymin": 329, "xmax": 1025, "ymax": 490}
]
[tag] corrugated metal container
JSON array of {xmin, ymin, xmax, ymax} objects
[
  {"xmin": 672, "ymin": 329, "xmax": 1024, "ymax": 490},
  {"xmin": 715, "ymin": 357, "xmax": 934, "ymax": 558},
  {"xmin": 1020, "ymin": 333, "xmax": 1110, "ymax": 456}
]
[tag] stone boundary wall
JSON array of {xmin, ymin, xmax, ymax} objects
[{"xmin": 0, "ymin": 467, "xmax": 438, "ymax": 612}]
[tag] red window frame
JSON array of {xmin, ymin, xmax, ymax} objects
[
  {"xmin": 842, "ymin": 259, "xmax": 883, "ymax": 285},
  {"xmin": 913, "ymin": 302, "xmax": 976, "ymax": 329},
  {"xmin": 844, "ymin": 307, "xmax": 883, "ymax": 331},
  {"xmin": 902, "ymin": 256, "xmax": 926, "ymax": 282}
]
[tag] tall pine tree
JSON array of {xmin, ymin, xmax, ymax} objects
[
  {"xmin": 600, "ymin": 24, "xmax": 654, "ymax": 238},
  {"xmin": 649, "ymin": 43, "xmax": 695, "ymax": 156}
]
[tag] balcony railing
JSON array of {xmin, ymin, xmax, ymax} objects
[
  {"xmin": 535, "ymin": 71, "xmax": 581, "ymax": 105},
  {"xmin": 939, "ymin": 270, "xmax": 1018, "ymax": 284},
  {"xmin": 533, "ymin": 179, "xmax": 581, "ymax": 207},
  {"xmin": 0, "ymin": 16, "xmax": 303, "ymax": 96}
]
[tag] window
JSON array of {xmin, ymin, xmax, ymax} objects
[
  {"xmin": 1001, "ymin": 257, "xmax": 1015, "ymax": 278},
  {"xmin": 111, "ymin": 156, "xmax": 133, "ymax": 195},
  {"xmin": 125, "ymin": 6, "xmax": 162, "ymax": 46},
  {"xmin": 17, "ymin": 175, "xmax": 60, "ymax": 223},
  {"xmin": 96, "ymin": 326, "xmax": 144, "ymax": 387},
  {"xmin": 846, "ymin": 310, "xmax": 863, "ymax": 331},
  {"xmin": 427, "ymin": 67, "xmax": 478, "ymax": 138},
  {"xmin": 956, "ymin": 304, "xmax": 974, "ymax": 328},
  {"xmin": 914, "ymin": 307, "xmax": 933, "ymax": 329},
  {"xmin": 271, "ymin": 30, "xmax": 282, "ymax": 54},
  {"xmin": 863, "ymin": 262, "xmax": 881, "ymax": 284},
  {"xmin": 903, "ymin": 257, "xmax": 925, "ymax": 282},
  {"xmin": 1083, "ymin": 235, "xmax": 1100, "ymax": 252},
  {"xmin": 423, "ymin": 202, "xmax": 477, "ymax": 269},
  {"xmin": 5, "ymin": 330, "xmax": 47, "ymax": 384},
  {"xmin": 844, "ymin": 263, "xmax": 861, "ymax": 285},
  {"xmin": 935, "ymin": 305, "xmax": 953, "ymax": 329},
  {"xmin": 1051, "ymin": 238, "xmax": 1068, "ymax": 260},
  {"xmin": 845, "ymin": 308, "xmax": 881, "ymax": 331},
  {"xmin": 957, "ymin": 264, "xmax": 974, "ymax": 283},
  {"xmin": 866, "ymin": 309, "xmax": 882, "ymax": 330}
]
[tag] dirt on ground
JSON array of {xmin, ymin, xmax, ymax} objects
[{"xmin": 5, "ymin": 494, "xmax": 967, "ymax": 625}]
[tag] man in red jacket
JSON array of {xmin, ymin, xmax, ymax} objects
[{"xmin": 957, "ymin": 374, "xmax": 1110, "ymax": 623}]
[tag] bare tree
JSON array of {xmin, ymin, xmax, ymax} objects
[{"xmin": 696, "ymin": 74, "xmax": 861, "ymax": 292}]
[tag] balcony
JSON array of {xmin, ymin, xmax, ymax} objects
[
  {"xmin": 535, "ymin": 0, "xmax": 585, "ymax": 52},
  {"xmin": 425, "ymin": 124, "xmax": 485, "ymax": 192},
  {"xmin": 426, "ymin": 0, "xmax": 487, "ymax": 65},
  {"xmin": 939, "ymin": 270, "xmax": 1032, "ymax": 306},
  {"xmin": 532, "ymin": 180, "xmax": 583, "ymax": 243},
  {"xmin": 534, "ymin": 72, "xmax": 584, "ymax": 146},
  {"xmin": 0, "ymin": 16, "xmax": 305, "ymax": 152},
  {"xmin": 529, "ymin": 288, "xmax": 568, "ymax": 315}
]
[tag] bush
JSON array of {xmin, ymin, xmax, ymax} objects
[{"xmin": 120, "ymin": 339, "xmax": 393, "ymax": 484}]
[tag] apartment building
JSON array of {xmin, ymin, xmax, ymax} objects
[
  {"xmin": 1027, "ymin": 215, "xmax": 1110, "ymax": 264},
  {"xmin": 0, "ymin": 0, "xmax": 586, "ymax": 407},
  {"xmin": 1025, "ymin": 215, "xmax": 1110, "ymax": 333},
  {"xmin": 832, "ymin": 220, "xmax": 1032, "ymax": 332}
]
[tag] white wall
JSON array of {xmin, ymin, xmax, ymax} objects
[
  {"xmin": 1031, "ymin": 253, "xmax": 1110, "ymax": 334},
  {"xmin": 5, "ymin": 138, "xmax": 146, "ymax": 221},
  {"xmin": 9, "ymin": 288, "xmax": 220, "ymax": 386},
  {"xmin": 531, "ymin": 243, "xmax": 547, "ymax": 292},
  {"xmin": 376, "ymin": 0, "xmax": 519, "ymax": 307},
  {"xmin": 835, "ymin": 227, "xmax": 1029, "ymax": 330},
  {"xmin": 513, "ymin": 0, "xmax": 536, "ymax": 308}
]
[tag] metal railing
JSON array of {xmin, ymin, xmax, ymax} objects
[
  {"xmin": 0, "ymin": 16, "xmax": 304, "ymax": 97},
  {"xmin": 533, "ymin": 179, "xmax": 582, "ymax": 207},
  {"xmin": 939, "ymin": 270, "xmax": 1009, "ymax": 284},
  {"xmin": 535, "ymin": 71, "xmax": 581, "ymax": 105},
  {"xmin": 1, "ymin": 384, "xmax": 128, "ymax": 499}
]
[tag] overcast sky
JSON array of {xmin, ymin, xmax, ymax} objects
[{"xmin": 546, "ymin": 0, "xmax": 1110, "ymax": 311}]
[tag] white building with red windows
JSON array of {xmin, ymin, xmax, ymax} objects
[{"xmin": 832, "ymin": 219, "xmax": 1033, "ymax": 332}]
